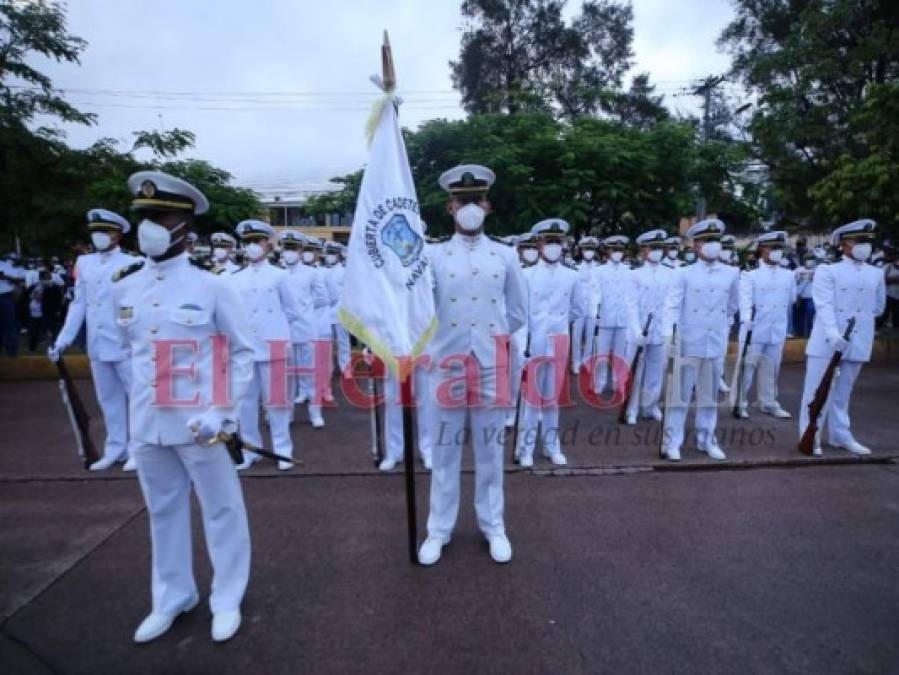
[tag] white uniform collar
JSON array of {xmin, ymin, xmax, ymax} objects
[
  {"xmin": 146, "ymin": 251, "xmax": 189, "ymax": 271},
  {"xmin": 98, "ymin": 245, "xmax": 120, "ymax": 259},
  {"xmin": 452, "ymin": 232, "xmax": 484, "ymax": 250}
]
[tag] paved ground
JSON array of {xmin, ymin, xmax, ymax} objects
[{"xmin": 2, "ymin": 363, "xmax": 898, "ymax": 673}]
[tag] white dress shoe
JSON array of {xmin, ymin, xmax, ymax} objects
[
  {"xmin": 378, "ymin": 458, "xmax": 398, "ymax": 472},
  {"xmin": 277, "ymin": 460, "xmax": 294, "ymax": 471},
  {"xmin": 763, "ymin": 405, "xmax": 791, "ymax": 419},
  {"xmin": 836, "ymin": 440, "xmax": 871, "ymax": 456},
  {"xmin": 418, "ymin": 536, "xmax": 449, "ymax": 566},
  {"xmin": 735, "ymin": 406, "xmax": 749, "ymax": 419},
  {"xmin": 718, "ymin": 379, "xmax": 731, "ymax": 394},
  {"xmin": 294, "ymin": 393, "xmax": 308, "ymax": 404},
  {"xmin": 624, "ymin": 414, "xmax": 636, "ymax": 425},
  {"xmin": 421, "ymin": 455, "xmax": 432, "ymax": 471},
  {"xmin": 549, "ymin": 452, "xmax": 567, "ymax": 466},
  {"xmin": 122, "ymin": 457, "xmax": 137, "ymax": 472},
  {"xmin": 211, "ymin": 610, "xmax": 241, "ymax": 642},
  {"xmin": 664, "ymin": 446, "xmax": 681, "ymax": 462},
  {"xmin": 89, "ymin": 454, "xmax": 122, "ymax": 472},
  {"xmin": 134, "ymin": 596, "xmax": 198, "ymax": 643},
  {"xmin": 236, "ymin": 453, "xmax": 261, "ymax": 471},
  {"xmin": 647, "ymin": 407, "xmax": 663, "ymax": 422},
  {"xmin": 504, "ymin": 415, "xmax": 515, "ymax": 427},
  {"xmin": 486, "ymin": 534, "xmax": 512, "ymax": 563},
  {"xmin": 812, "ymin": 446, "xmax": 823, "ymax": 457},
  {"xmin": 701, "ymin": 443, "xmax": 727, "ymax": 460},
  {"xmin": 518, "ymin": 454, "xmax": 533, "ymax": 468},
  {"xmin": 310, "ymin": 413, "xmax": 325, "ymax": 428}
]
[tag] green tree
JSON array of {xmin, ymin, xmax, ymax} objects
[
  {"xmin": 720, "ymin": 0, "xmax": 899, "ymax": 231},
  {"xmin": 451, "ymin": 0, "xmax": 635, "ymax": 120}
]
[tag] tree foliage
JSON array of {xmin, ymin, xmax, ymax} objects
[{"xmin": 720, "ymin": 0, "xmax": 899, "ymax": 234}]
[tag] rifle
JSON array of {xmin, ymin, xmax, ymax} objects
[
  {"xmin": 204, "ymin": 430, "xmax": 302, "ymax": 466},
  {"xmin": 55, "ymin": 356, "xmax": 99, "ymax": 469},
  {"xmin": 731, "ymin": 305, "xmax": 757, "ymax": 418},
  {"xmin": 659, "ymin": 325, "xmax": 677, "ymax": 459},
  {"xmin": 618, "ymin": 313, "xmax": 653, "ymax": 424},
  {"xmin": 798, "ymin": 317, "xmax": 856, "ymax": 456},
  {"xmin": 358, "ymin": 349, "xmax": 385, "ymax": 467},
  {"xmin": 511, "ymin": 332, "xmax": 530, "ymax": 464},
  {"xmin": 589, "ymin": 302, "xmax": 601, "ymax": 395}
]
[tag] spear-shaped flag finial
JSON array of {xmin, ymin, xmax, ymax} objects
[{"xmin": 381, "ymin": 30, "xmax": 396, "ymax": 93}]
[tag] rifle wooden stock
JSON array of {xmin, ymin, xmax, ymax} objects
[
  {"xmin": 511, "ymin": 332, "xmax": 530, "ymax": 464},
  {"xmin": 659, "ymin": 325, "xmax": 677, "ymax": 459},
  {"xmin": 732, "ymin": 305, "xmax": 757, "ymax": 418},
  {"xmin": 55, "ymin": 357, "xmax": 99, "ymax": 469},
  {"xmin": 618, "ymin": 313, "xmax": 653, "ymax": 424},
  {"xmin": 797, "ymin": 318, "xmax": 856, "ymax": 455}
]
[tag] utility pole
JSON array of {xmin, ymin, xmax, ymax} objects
[{"xmin": 693, "ymin": 75, "xmax": 726, "ymax": 219}]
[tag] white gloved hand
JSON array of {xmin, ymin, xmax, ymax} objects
[
  {"xmin": 47, "ymin": 343, "xmax": 63, "ymax": 362},
  {"xmin": 741, "ymin": 319, "xmax": 754, "ymax": 332},
  {"xmin": 187, "ymin": 413, "xmax": 222, "ymax": 446},
  {"xmin": 827, "ymin": 331, "xmax": 849, "ymax": 352},
  {"xmin": 631, "ymin": 333, "xmax": 647, "ymax": 348}
]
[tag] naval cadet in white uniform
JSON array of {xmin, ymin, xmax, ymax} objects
[
  {"xmin": 50, "ymin": 209, "xmax": 142, "ymax": 471},
  {"xmin": 661, "ymin": 219, "xmax": 740, "ymax": 461},
  {"xmin": 418, "ymin": 164, "xmax": 527, "ymax": 566},
  {"xmin": 572, "ymin": 235, "xmax": 602, "ymax": 375},
  {"xmin": 279, "ymin": 229, "xmax": 328, "ymax": 427},
  {"xmin": 229, "ymin": 220, "xmax": 303, "ymax": 470},
  {"xmin": 321, "ymin": 241, "xmax": 351, "ymax": 375},
  {"xmin": 210, "ymin": 232, "xmax": 241, "ymax": 274},
  {"xmin": 622, "ymin": 229, "xmax": 672, "ymax": 424},
  {"xmin": 799, "ymin": 219, "xmax": 886, "ymax": 455},
  {"xmin": 734, "ymin": 231, "xmax": 796, "ymax": 418},
  {"xmin": 515, "ymin": 219, "xmax": 581, "ymax": 467},
  {"xmin": 661, "ymin": 235, "xmax": 684, "ymax": 269},
  {"xmin": 505, "ymin": 232, "xmax": 538, "ymax": 427},
  {"xmin": 593, "ymin": 235, "xmax": 631, "ymax": 394},
  {"xmin": 112, "ymin": 171, "xmax": 254, "ymax": 643}
]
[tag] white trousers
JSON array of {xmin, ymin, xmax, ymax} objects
[
  {"xmin": 333, "ymin": 324, "xmax": 351, "ymax": 372},
  {"xmin": 239, "ymin": 361, "xmax": 293, "ymax": 459},
  {"xmin": 663, "ymin": 356, "xmax": 722, "ymax": 451},
  {"xmin": 427, "ymin": 364, "xmax": 506, "ymax": 539},
  {"xmin": 575, "ymin": 315, "xmax": 599, "ymax": 369},
  {"xmin": 739, "ymin": 340, "xmax": 786, "ymax": 409},
  {"xmin": 798, "ymin": 356, "xmax": 864, "ymax": 446},
  {"xmin": 90, "ymin": 359, "xmax": 132, "ymax": 461},
  {"xmin": 623, "ymin": 343, "xmax": 666, "ymax": 418},
  {"xmin": 383, "ymin": 367, "xmax": 434, "ymax": 463},
  {"xmin": 570, "ymin": 316, "xmax": 585, "ymax": 368},
  {"xmin": 293, "ymin": 344, "xmax": 323, "ymax": 422},
  {"xmin": 517, "ymin": 353, "xmax": 567, "ymax": 459},
  {"xmin": 594, "ymin": 326, "xmax": 627, "ymax": 391},
  {"xmin": 134, "ymin": 441, "xmax": 250, "ymax": 615},
  {"xmin": 508, "ymin": 329, "xmax": 527, "ymax": 423}
]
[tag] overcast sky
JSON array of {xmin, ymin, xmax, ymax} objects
[{"xmin": 32, "ymin": 0, "xmax": 735, "ymax": 197}]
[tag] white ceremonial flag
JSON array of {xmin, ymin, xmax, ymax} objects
[{"xmin": 338, "ymin": 36, "xmax": 436, "ymax": 375}]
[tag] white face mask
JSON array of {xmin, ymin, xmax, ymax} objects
[
  {"xmin": 302, "ymin": 251, "xmax": 316, "ymax": 264},
  {"xmin": 325, "ymin": 254, "xmax": 338, "ymax": 265},
  {"xmin": 522, "ymin": 248, "xmax": 539, "ymax": 265},
  {"xmin": 582, "ymin": 250, "xmax": 595, "ymax": 261},
  {"xmin": 610, "ymin": 250, "xmax": 624, "ymax": 263},
  {"xmin": 213, "ymin": 247, "xmax": 229, "ymax": 262},
  {"xmin": 684, "ymin": 251, "xmax": 697, "ymax": 263},
  {"xmin": 91, "ymin": 231, "xmax": 112, "ymax": 251},
  {"xmin": 282, "ymin": 250, "xmax": 300, "ymax": 265},
  {"xmin": 138, "ymin": 219, "xmax": 185, "ymax": 258},
  {"xmin": 719, "ymin": 249, "xmax": 733, "ymax": 262},
  {"xmin": 850, "ymin": 242, "xmax": 872, "ymax": 261},
  {"xmin": 542, "ymin": 243, "xmax": 562, "ymax": 263},
  {"xmin": 767, "ymin": 249, "xmax": 783, "ymax": 264},
  {"xmin": 455, "ymin": 203, "xmax": 486, "ymax": 232},
  {"xmin": 245, "ymin": 242, "xmax": 265, "ymax": 262},
  {"xmin": 778, "ymin": 258, "xmax": 790, "ymax": 267},
  {"xmin": 701, "ymin": 242, "xmax": 722, "ymax": 260},
  {"xmin": 666, "ymin": 249, "xmax": 678, "ymax": 259},
  {"xmin": 647, "ymin": 249, "xmax": 663, "ymax": 263},
  {"xmin": 804, "ymin": 260, "xmax": 816, "ymax": 269}
]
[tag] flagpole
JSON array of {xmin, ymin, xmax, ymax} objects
[{"xmin": 400, "ymin": 366, "xmax": 419, "ymax": 564}]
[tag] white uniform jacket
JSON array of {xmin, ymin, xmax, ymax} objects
[
  {"xmin": 57, "ymin": 247, "xmax": 142, "ymax": 361},
  {"xmin": 739, "ymin": 262, "xmax": 797, "ymax": 344},
  {"xmin": 806, "ymin": 258, "xmax": 886, "ymax": 362},
  {"xmin": 596, "ymin": 260, "xmax": 630, "ymax": 327},
  {"xmin": 626, "ymin": 262, "xmax": 673, "ymax": 345},
  {"xmin": 523, "ymin": 260, "xmax": 581, "ymax": 356},
  {"xmin": 111, "ymin": 253, "xmax": 255, "ymax": 445},
  {"xmin": 284, "ymin": 262, "xmax": 329, "ymax": 344}
]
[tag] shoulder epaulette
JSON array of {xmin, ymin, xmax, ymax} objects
[
  {"xmin": 189, "ymin": 257, "xmax": 215, "ymax": 272},
  {"xmin": 486, "ymin": 234, "xmax": 513, "ymax": 246},
  {"xmin": 563, "ymin": 261, "xmax": 579, "ymax": 270},
  {"xmin": 113, "ymin": 260, "xmax": 144, "ymax": 282},
  {"xmin": 428, "ymin": 235, "xmax": 451, "ymax": 244},
  {"xmin": 231, "ymin": 265, "xmax": 248, "ymax": 274}
]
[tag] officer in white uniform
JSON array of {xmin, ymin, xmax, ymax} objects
[
  {"xmin": 623, "ymin": 229, "xmax": 672, "ymax": 424},
  {"xmin": 661, "ymin": 235, "xmax": 684, "ymax": 269},
  {"xmin": 0, "ymin": 254, "xmax": 26, "ymax": 356},
  {"xmin": 49, "ymin": 209, "xmax": 142, "ymax": 471},
  {"xmin": 210, "ymin": 232, "xmax": 241, "ymax": 274},
  {"xmin": 572, "ymin": 236, "xmax": 602, "ymax": 375},
  {"xmin": 321, "ymin": 241, "xmax": 351, "ymax": 375},
  {"xmin": 113, "ymin": 171, "xmax": 254, "ymax": 643},
  {"xmin": 229, "ymin": 220, "xmax": 303, "ymax": 470},
  {"xmin": 799, "ymin": 219, "xmax": 886, "ymax": 455},
  {"xmin": 305, "ymin": 237, "xmax": 337, "ymax": 403},
  {"xmin": 661, "ymin": 219, "xmax": 740, "ymax": 461},
  {"xmin": 505, "ymin": 233, "xmax": 538, "ymax": 427},
  {"xmin": 735, "ymin": 231, "xmax": 796, "ymax": 418},
  {"xmin": 418, "ymin": 164, "xmax": 527, "ymax": 566},
  {"xmin": 515, "ymin": 219, "xmax": 581, "ymax": 467},
  {"xmin": 716, "ymin": 234, "xmax": 739, "ymax": 394},
  {"xmin": 593, "ymin": 235, "xmax": 631, "ymax": 393},
  {"xmin": 279, "ymin": 229, "xmax": 328, "ymax": 427}
]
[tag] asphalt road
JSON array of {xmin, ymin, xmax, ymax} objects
[{"xmin": 2, "ymin": 364, "xmax": 898, "ymax": 674}]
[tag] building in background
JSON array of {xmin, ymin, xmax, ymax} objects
[{"xmin": 256, "ymin": 184, "xmax": 352, "ymax": 245}]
